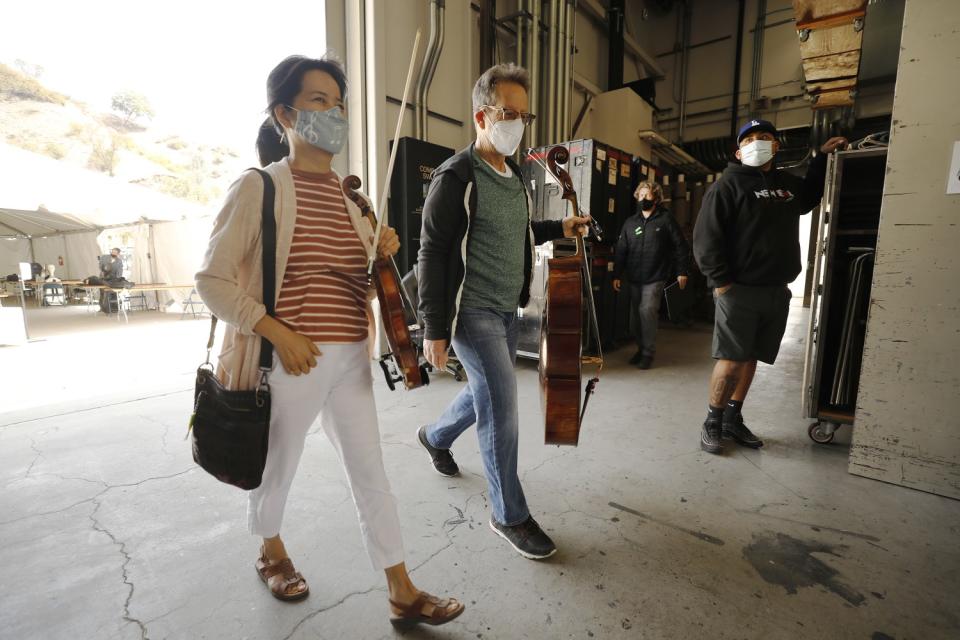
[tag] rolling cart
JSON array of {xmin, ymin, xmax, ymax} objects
[{"xmin": 801, "ymin": 148, "xmax": 886, "ymax": 443}]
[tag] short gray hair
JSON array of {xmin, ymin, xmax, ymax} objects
[{"xmin": 471, "ymin": 63, "xmax": 530, "ymax": 112}]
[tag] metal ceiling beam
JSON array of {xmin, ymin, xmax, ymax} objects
[{"xmin": 579, "ymin": 0, "xmax": 665, "ymax": 79}]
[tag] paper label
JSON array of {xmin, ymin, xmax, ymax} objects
[{"xmin": 947, "ymin": 140, "xmax": 960, "ymax": 194}]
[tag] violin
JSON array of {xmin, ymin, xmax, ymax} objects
[
  {"xmin": 342, "ymin": 176, "xmax": 429, "ymax": 391},
  {"xmin": 539, "ymin": 145, "xmax": 603, "ymax": 446}
]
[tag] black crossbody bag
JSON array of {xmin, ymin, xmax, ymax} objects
[{"xmin": 188, "ymin": 169, "xmax": 277, "ymax": 490}]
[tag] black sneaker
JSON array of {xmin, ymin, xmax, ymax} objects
[
  {"xmin": 701, "ymin": 418, "xmax": 723, "ymax": 454},
  {"xmin": 722, "ymin": 415, "xmax": 764, "ymax": 448},
  {"xmin": 628, "ymin": 350, "xmax": 644, "ymax": 365},
  {"xmin": 417, "ymin": 425, "xmax": 459, "ymax": 477},
  {"xmin": 489, "ymin": 516, "xmax": 556, "ymax": 560},
  {"xmin": 638, "ymin": 356, "xmax": 653, "ymax": 370}
]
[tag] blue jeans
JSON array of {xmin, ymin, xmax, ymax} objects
[{"xmin": 425, "ymin": 307, "xmax": 529, "ymax": 526}]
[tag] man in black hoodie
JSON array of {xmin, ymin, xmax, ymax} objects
[{"xmin": 693, "ymin": 119, "xmax": 847, "ymax": 454}]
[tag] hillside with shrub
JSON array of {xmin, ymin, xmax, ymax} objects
[{"xmin": 0, "ymin": 62, "xmax": 247, "ymax": 206}]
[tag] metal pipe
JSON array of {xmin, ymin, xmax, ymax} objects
[
  {"xmin": 414, "ymin": 0, "xmax": 440, "ymax": 139},
  {"xmin": 421, "ymin": 0, "xmax": 446, "ymax": 140},
  {"xmin": 546, "ymin": 0, "xmax": 559, "ymax": 142},
  {"xmin": 557, "ymin": 0, "xmax": 567, "ymax": 141},
  {"xmin": 516, "ymin": 2, "xmax": 525, "ymax": 68},
  {"xmin": 479, "ymin": 0, "xmax": 495, "ymax": 73},
  {"xmin": 517, "ymin": 0, "xmax": 531, "ymax": 151},
  {"xmin": 563, "ymin": 0, "xmax": 576, "ymax": 140},
  {"xmin": 730, "ymin": 0, "xmax": 746, "ymax": 138},
  {"xmin": 678, "ymin": 0, "xmax": 692, "ymax": 141},
  {"xmin": 529, "ymin": 0, "xmax": 541, "ymax": 147},
  {"xmin": 750, "ymin": 0, "xmax": 767, "ymax": 108},
  {"xmin": 607, "ymin": 0, "xmax": 625, "ymax": 91}
]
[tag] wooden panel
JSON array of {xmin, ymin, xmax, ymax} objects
[
  {"xmin": 801, "ymin": 50, "xmax": 861, "ymax": 81},
  {"xmin": 806, "ymin": 78, "xmax": 858, "ymax": 93},
  {"xmin": 799, "ymin": 23, "xmax": 863, "ymax": 59},
  {"xmin": 812, "ymin": 90, "xmax": 855, "ymax": 108},
  {"xmin": 793, "ymin": 0, "xmax": 867, "ymax": 29}
]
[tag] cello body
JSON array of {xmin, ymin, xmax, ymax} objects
[
  {"xmin": 539, "ymin": 145, "xmax": 603, "ymax": 446},
  {"xmin": 541, "ymin": 254, "xmax": 584, "ymax": 445}
]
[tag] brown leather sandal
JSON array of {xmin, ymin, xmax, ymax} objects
[
  {"xmin": 389, "ymin": 591, "xmax": 464, "ymax": 627},
  {"xmin": 255, "ymin": 550, "xmax": 309, "ymax": 602}
]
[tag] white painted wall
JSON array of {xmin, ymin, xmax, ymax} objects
[{"xmin": 850, "ymin": 0, "xmax": 960, "ymax": 499}]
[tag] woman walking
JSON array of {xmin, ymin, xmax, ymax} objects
[{"xmin": 196, "ymin": 54, "xmax": 463, "ymax": 627}]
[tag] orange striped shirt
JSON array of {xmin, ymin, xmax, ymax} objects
[{"xmin": 276, "ymin": 170, "xmax": 370, "ymax": 344}]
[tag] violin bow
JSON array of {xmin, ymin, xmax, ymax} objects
[{"xmin": 368, "ymin": 29, "xmax": 421, "ymax": 275}]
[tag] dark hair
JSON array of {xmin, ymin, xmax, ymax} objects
[
  {"xmin": 111, "ymin": 247, "xmax": 121, "ymax": 253},
  {"xmin": 256, "ymin": 55, "xmax": 347, "ymax": 166}
]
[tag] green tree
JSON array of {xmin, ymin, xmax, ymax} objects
[{"xmin": 111, "ymin": 90, "xmax": 155, "ymax": 127}]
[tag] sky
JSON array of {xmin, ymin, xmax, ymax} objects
[{"xmin": 1, "ymin": 0, "xmax": 330, "ymax": 162}]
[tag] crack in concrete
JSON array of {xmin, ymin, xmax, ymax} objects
[
  {"xmin": 0, "ymin": 491, "xmax": 108, "ymax": 526},
  {"xmin": 24, "ymin": 436, "xmax": 44, "ymax": 478},
  {"xmin": 0, "ymin": 469, "xmax": 194, "ymax": 526},
  {"xmin": 522, "ymin": 447, "xmax": 576, "ymax": 481},
  {"xmin": 380, "ymin": 438, "xmax": 421, "ymax": 453},
  {"xmin": 280, "ymin": 585, "xmax": 383, "ymax": 640},
  {"xmin": 410, "ymin": 540, "xmax": 455, "ymax": 574},
  {"xmin": 88, "ymin": 497, "xmax": 150, "ymax": 640},
  {"xmin": 0, "ymin": 388, "xmax": 191, "ymax": 429},
  {"xmin": 737, "ymin": 451, "xmax": 807, "ymax": 500},
  {"xmin": 138, "ymin": 414, "xmax": 178, "ymax": 458}
]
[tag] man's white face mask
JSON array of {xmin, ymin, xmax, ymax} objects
[
  {"xmin": 739, "ymin": 139, "xmax": 775, "ymax": 167},
  {"xmin": 485, "ymin": 114, "xmax": 525, "ymax": 156}
]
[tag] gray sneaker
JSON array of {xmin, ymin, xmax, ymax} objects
[
  {"xmin": 417, "ymin": 426, "xmax": 459, "ymax": 477},
  {"xmin": 489, "ymin": 516, "xmax": 557, "ymax": 560}
]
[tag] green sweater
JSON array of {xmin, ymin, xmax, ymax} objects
[{"xmin": 460, "ymin": 151, "xmax": 529, "ymax": 312}]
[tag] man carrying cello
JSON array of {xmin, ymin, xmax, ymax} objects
[{"xmin": 416, "ymin": 63, "xmax": 591, "ymax": 560}]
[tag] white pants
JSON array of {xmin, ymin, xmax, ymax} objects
[{"xmin": 247, "ymin": 341, "xmax": 405, "ymax": 570}]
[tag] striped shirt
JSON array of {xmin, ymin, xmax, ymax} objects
[{"xmin": 275, "ymin": 170, "xmax": 370, "ymax": 344}]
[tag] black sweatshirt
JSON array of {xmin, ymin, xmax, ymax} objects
[
  {"xmin": 693, "ymin": 154, "xmax": 827, "ymax": 287},
  {"xmin": 613, "ymin": 205, "xmax": 690, "ymax": 284}
]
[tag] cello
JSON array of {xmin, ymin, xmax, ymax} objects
[
  {"xmin": 540, "ymin": 145, "xmax": 604, "ymax": 446},
  {"xmin": 342, "ymin": 177, "xmax": 429, "ymax": 391}
]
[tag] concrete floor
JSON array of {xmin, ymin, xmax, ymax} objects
[{"xmin": 1, "ymin": 304, "xmax": 958, "ymax": 640}]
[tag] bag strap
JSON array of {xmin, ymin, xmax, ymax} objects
[
  {"xmin": 250, "ymin": 168, "xmax": 277, "ymax": 376},
  {"xmin": 203, "ymin": 169, "xmax": 277, "ymax": 386}
]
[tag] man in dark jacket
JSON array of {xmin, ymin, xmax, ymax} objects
[
  {"xmin": 612, "ymin": 180, "xmax": 691, "ymax": 369},
  {"xmin": 693, "ymin": 118, "xmax": 847, "ymax": 454},
  {"xmin": 416, "ymin": 63, "xmax": 590, "ymax": 560}
]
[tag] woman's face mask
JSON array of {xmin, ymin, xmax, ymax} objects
[{"xmin": 289, "ymin": 105, "xmax": 348, "ymax": 155}]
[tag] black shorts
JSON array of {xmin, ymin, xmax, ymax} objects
[{"xmin": 712, "ymin": 284, "xmax": 792, "ymax": 364}]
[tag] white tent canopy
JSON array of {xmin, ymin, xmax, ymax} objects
[{"xmin": 0, "ymin": 144, "xmax": 215, "ymax": 297}]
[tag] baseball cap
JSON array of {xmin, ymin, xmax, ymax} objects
[{"xmin": 736, "ymin": 118, "xmax": 777, "ymax": 144}]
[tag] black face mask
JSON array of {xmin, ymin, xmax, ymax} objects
[{"xmin": 640, "ymin": 198, "xmax": 656, "ymax": 211}]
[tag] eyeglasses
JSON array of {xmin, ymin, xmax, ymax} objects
[{"xmin": 481, "ymin": 105, "xmax": 537, "ymax": 126}]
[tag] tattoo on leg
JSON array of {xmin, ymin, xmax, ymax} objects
[{"xmin": 711, "ymin": 374, "xmax": 738, "ymax": 406}]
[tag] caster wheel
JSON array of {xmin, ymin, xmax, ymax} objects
[{"xmin": 808, "ymin": 421, "xmax": 835, "ymax": 444}]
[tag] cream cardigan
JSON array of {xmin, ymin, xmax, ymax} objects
[{"xmin": 195, "ymin": 158, "xmax": 375, "ymax": 391}]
